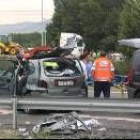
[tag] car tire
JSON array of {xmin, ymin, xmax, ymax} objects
[
  {"xmin": 23, "ymin": 91, "xmax": 35, "ymax": 114},
  {"xmin": 24, "ymin": 108, "xmax": 35, "ymax": 114},
  {"xmin": 81, "ymin": 82, "xmax": 88, "ymax": 98},
  {"xmin": 81, "ymin": 87, "xmax": 88, "ymax": 98},
  {"xmin": 135, "ymin": 91, "xmax": 140, "ymax": 98}
]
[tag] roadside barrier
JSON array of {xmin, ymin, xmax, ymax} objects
[{"xmin": 0, "ymin": 97, "xmax": 140, "ymax": 129}]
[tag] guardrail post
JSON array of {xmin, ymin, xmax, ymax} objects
[{"xmin": 12, "ymin": 98, "xmax": 17, "ymax": 130}]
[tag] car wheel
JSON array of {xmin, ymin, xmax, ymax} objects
[
  {"xmin": 23, "ymin": 91, "xmax": 35, "ymax": 114},
  {"xmin": 24, "ymin": 108, "xmax": 35, "ymax": 114},
  {"xmin": 135, "ymin": 91, "xmax": 140, "ymax": 98},
  {"xmin": 81, "ymin": 87, "xmax": 88, "ymax": 98}
]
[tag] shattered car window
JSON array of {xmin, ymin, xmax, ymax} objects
[
  {"xmin": 74, "ymin": 59, "xmax": 83, "ymax": 73},
  {"xmin": 28, "ymin": 62, "xmax": 35, "ymax": 75},
  {"xmin": 43, "ymin": 58, "xmax": 82, "ymax": 76},
  {"xmin": 76, "ymin": 38, "xmax": 83, "ymax": 47},
  {"xmin": 0, "ymin": 60, "xmax": 14, "ymax": 77}
]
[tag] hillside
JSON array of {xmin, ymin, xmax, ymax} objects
[{"xmin": 0, "ymin": 20, "xmax": 51, "ymax": 35}]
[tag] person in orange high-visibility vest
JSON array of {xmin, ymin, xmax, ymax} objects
[{"xmin": 92, "ymin": 51, "xmax": 115, "ymax": 98}]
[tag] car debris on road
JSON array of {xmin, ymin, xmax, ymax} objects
[{"xmin": 18, "ymin": 111, "xmax": 104, "ymax": 139}]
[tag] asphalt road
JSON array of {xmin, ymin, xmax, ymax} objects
[
  {"xmin": 0, "ymin": 110, "xmax": 139, "ymax": 139},
  {"xmin": 0, "ymin": 86, "xmax": 136, "ymax": 139},
  {"xmin": 88, "ymin": 86, "xmax": 128, "ymax": 99}
]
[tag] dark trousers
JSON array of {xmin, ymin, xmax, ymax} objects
[{"xmin": 94, "ymin": 81, "xmax": 111, "ymax": 98}]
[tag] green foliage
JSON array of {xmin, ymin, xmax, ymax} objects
[
  {"xmin": 10, "ymin": 32, "xmax": 41, "ymax": 48},
  {"xmin": 47, "ymin": 0, "xmax": 124, "ymax": 51},
  {"xmin": 119, "ymin": 0, "xmax": 140, "ymax": 38},
  {"xmin": 99, "ymin": 36, "xmax": 117, "ymax": 52},
  {"xmin": 114, "ymin": 60, "xmax": 131, "ymax": 75},
  {"xmin": 7, "ymin": 0, "xmax": 140, "ymax": 57},
  {"xmin": 116, "ymin": 46, "xmax": 136, "ymax": 59}
]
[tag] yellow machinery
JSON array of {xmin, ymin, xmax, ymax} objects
[{"xmin": 0, "ymin": 35, "xmax": 21, "ymax": 55}]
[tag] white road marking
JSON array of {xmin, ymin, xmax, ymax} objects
[
  {"xmin": 0, "ymin": 109, "xmax": 12, "ymax": 115},
  {"xmin": 80, "ymin": 114, "xmax": 140, "ymax": 123}
]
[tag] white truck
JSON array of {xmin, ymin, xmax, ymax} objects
[{"xmin": 59, "ymin": 32, "xmax": 85, "ymax": 58}]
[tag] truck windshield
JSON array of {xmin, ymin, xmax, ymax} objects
[{"xmin": 76, "ymin": 38, "xmax": 83, "ymax": 47}]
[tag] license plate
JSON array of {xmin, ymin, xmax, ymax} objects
[{"xmin": 58, "ymin": 80, "xmax": 74, "ymax": 86}]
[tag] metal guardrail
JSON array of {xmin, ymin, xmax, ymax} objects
[
  {"xmin": 0, "ymin": 97, "xmax": 140, "ymax": 129},
  {"xmin": 18, "ymin": 98, "xmax": 140, "ymax": 112}
]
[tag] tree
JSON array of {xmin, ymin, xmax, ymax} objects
[
  {"xmin": 119, "ymin": 0, "xmax": 140, "ymax": 38},
  {"xmin": 117, "ymin": 0, "xmax": 140, "ymax": 58},
  {"xmin": 11, "ymin": 32, "xmax": 41, "ymax": 48},
  {"xmin": 47, "ymin": 0, "xmax": 84, "ymax": 47},
  {"xmin": 47, "ymin": 0, "xmax": 124, "ymax": 51}
]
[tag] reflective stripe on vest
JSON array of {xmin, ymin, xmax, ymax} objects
[
  {"xmin": 94, "ymin": 77, "xmax": 111, "ymax": 81},
  {"xmin": 96, "ymin": 68, "xmax": 110, "ymax": 71}
]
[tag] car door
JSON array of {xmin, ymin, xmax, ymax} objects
[
  {"xmin": 26, "ymin": 59, "xmax": 40, "ymax": 91},
  {"xmin": 0, "ymin": 60, "xmax": 16, "ymax": 95}
]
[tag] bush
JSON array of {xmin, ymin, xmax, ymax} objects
[{"xmin": 113, "ymin": 60, "xmax": 131, "ymax": 75}]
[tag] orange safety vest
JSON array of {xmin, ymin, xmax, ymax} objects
[{"xmin": 93, "ymin": 57, "xmax": 113, "ymax": 82}]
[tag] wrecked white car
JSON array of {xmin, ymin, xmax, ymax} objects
[
  {"xmin": 24, "ymin": 47, "xmax": 87, "ymax": 97},
  {"xmin": 0, "ymin": 47, "xmax": 87, "ymax": 98},
  {"xmin": 26, "ymin": 57, "xmax": 87, "ymax": 97}
]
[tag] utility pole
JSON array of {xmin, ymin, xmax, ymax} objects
[
  {"xmin": 41, "ymin": 0, "xmax": 44, "ymax": 46},
  {"xmin": 43, "ymin": 18, "xmax": 47, "ymax": 46},
  {"xmin": 45, "ymin": 23, "xmax": 46, "ymax": 46}
]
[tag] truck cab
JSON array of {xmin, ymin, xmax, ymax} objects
[{"xmin": 60, "ymin": 32, "xmax": 85, "ymax": 58}]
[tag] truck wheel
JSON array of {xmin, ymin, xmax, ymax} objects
[{"xmin": 9, "ymin": 48, "xmax": 16, "ymax": 55}]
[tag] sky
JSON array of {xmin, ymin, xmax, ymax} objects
[{"xmin": 0, "ymin": 0, "xmax": 55, "ymax": 25}]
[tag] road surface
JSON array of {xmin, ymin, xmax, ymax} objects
[
  {"xmin": 0, "ymin": 86, "xmax": 136, "ymax": 139},
  {"xmin": 88, "ymin": 86, "xmax": 128, "ymax": 99}
]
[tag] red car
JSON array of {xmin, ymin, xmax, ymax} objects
[{"xmin": 24, "ymin": 46, "xmax": 53, "ymax": 59}]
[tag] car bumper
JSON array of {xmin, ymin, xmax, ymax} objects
[
  {"xmin": 27, "ymin": 86, "xmax": 87, "ymax": 97},
  {"xmin": 47, "ymin": 87, "xmax": 87, "ymax": 97}
]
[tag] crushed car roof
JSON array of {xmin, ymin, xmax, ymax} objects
[{"xmin": 23, "ymin": 46, "xmax": 74, "ymax": 59}]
